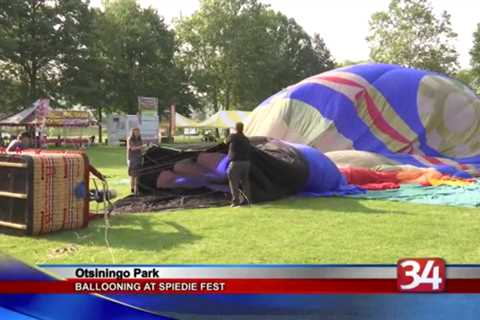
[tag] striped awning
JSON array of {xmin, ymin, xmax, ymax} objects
[{"xmin": 197, "ymin": 111, "xmax": 252, "ymax": 129}]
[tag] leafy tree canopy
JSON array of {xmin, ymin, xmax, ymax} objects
[
  {"xmin": 175, "ymin": 0, "xmax": 335, "ymax": 111},
  {"xmin": 367, "ymin": 0, "xmax": 459, "ymax": 75},
  {"xmin": 0, "ymin": 0, "xmax": 93, "ymax": 111}
]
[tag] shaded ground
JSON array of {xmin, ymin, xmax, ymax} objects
[{"xmin": 113, "ymin": 192, "xmax": 229, "ymax": 214}]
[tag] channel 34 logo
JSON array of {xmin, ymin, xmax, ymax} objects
[{"xmin": 397, "ymin": 258, "xmax": 446, "ymax": 292}]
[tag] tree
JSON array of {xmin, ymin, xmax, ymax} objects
[
  {"xmin": 456, "ymin": 69, "xmax": 479, "ymax": 95},
  {"xmin": 0, "ymin": 62, "xmax": 23, "ymax": 114},
  {"xmin": 312, "ymin": 33, "xmax": 336, "ymax": 71},
  {"xmin": 176, "ymin": 0, "xmax": 256, "ymax": 112},
  {"xmin": 470, "ymin": 23, "xmax": 480, "ymax": 95},
  {"xmin": 266, "ymin": 15, "xmax": 335, "ymax": 97},
  {"xmin": 176, "ymin": 0, "xmax": 334, "ymax": 111},
  {"xmin": 61, "ymin": 8, "xmax": 112, "ymax": 142},
  {"xmin": 0, "ymin": 0, "xmax": 93, "ymax": 110},
  {"xmin": 366, "ymin": 0, "xmax": 459, "ymax": 75},
  {"xmin": 62, "ymin": 0, "xmax": 198, "ymax": 140},
  {"xmin": 96, "ymin": 0, "xmax": 195, "ymax": 115}
]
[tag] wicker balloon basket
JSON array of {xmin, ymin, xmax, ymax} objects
[{"xmin": 0, "ymin": 150, "xmax": 90, "ymax": 235}]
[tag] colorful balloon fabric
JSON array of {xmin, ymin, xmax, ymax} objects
[
  {"xmin": 246, "ymin": 63, "xmax": 480, "ymax": 177},
  {"xmin": 140, "ymin": 138, "xmax": 362, "ymax": 202}
]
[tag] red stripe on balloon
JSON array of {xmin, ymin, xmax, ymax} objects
[{"xmin": 315, "ymin": 75, "xmax": 413, "ymax": 148}]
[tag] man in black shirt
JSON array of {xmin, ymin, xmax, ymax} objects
[{"xmin": 225, "ymin": 122, "xmax": 251, "ymax": 207}]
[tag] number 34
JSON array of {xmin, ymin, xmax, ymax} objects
[{"xmin": 399, "ymin": 260, "xmax": 443, "ymax": 291}]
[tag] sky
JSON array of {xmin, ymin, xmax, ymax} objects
[{"xmin": 90, "ymin": 0, "xmax": 480, "ymax": 68}]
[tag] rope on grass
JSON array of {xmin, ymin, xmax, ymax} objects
[
  {"xmin": 104, "ymin": 209, "xmax": 115, "ymax": 264},
  {"xmin": 103, "ymin": 179, "xmax": 116, "ymax": 264},
  {"xmin": 93, "ymin": 177, "xmax": 116, "ymax": 264}
]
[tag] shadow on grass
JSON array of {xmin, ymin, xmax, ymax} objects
[
  {"xmin": 258, "ymin": 196, "xmax": 408, "ymax": 215},
  {"xmin": 35, "ymin": 216, "xmax": 203, "ymax": 253}
]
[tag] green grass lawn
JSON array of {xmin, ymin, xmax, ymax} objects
[
  {"xmin": 0, "ymin": 145, "xmax": 479, "ymax": 265},
  {"xmin": 87, "ymin": 145, "xmax": 132, "ymax": 198}
]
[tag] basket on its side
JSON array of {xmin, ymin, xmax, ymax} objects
[{"xmin": 0, "ymin": 151, "xmax": 89, "ymax": 235}]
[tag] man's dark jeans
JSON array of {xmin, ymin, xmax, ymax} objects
[{"xmin": 227, "ymin": 161, "xmax": 251, "ymax": 205}]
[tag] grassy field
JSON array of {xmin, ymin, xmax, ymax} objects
[{"xmin": 0, "ymin": 145, "xmax": 479, "ymax": 265}]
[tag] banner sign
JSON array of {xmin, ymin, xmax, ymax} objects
[
  {"xmin": 138, "ymin": 96, "xmax": 158, "ymax": 117},
  {"xmin": 45, "ymin": 110, "xmax": 91, "ymax": 127},
  {"xmin": 126, "ymin": 115, "xmax": 159, "ymax": 144}
]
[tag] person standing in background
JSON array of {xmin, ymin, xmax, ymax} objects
[
  {"xmin": 6, "ymin": 132, "xmax": 30, "ymax": 152},
  {"xmin": 225, "ymin": 122, "xmax": 251, "ymax": 207},
  {"xmin": 127, "ymin": 128, "xmax": 144, "ymax": 194}
]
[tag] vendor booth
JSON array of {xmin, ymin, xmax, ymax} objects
[{"xmin": 0, "ymin": 99, "xmax": 97, "ymax": 147}]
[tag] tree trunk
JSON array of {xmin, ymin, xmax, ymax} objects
[
  {"xmin": 29, "ymin": 2, "xmax": 38, "ymax": 103},
  {"xmin": 97, "ymin": 106, "xmax": 103, "ymax": 143},
  {"xmin": 213, "ymin": 87, "xmax": 218, "ymax": 112},
  {"xmin": 213, "ymin": 88, "xmax": 220, "ymax": 138},
  {"xmin": 225, "ymin": 83, "xmax": 231, "ymax": 110},
  {"xmin": 128, "ymin": 54, "xmax": 137, "ymax": 114},
  {"xmin": 126, "ymin": 94, "xmax": 135, "ymax": 115},
  {"xmin": 29, "ymin": 66, "xmax": 37, "ymax": 102}
]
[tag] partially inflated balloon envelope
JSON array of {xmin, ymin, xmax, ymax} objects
[
  {"xmin": 126, "ymin": 138, "xmax": 361, "ymax": 210},
  {"xmin": 246, "ymin": 63, "xmax": 480, "ymax": 177},
  {"xmin": 114, "ymin": 63, "xmax": 480, "ymax": 212}
]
